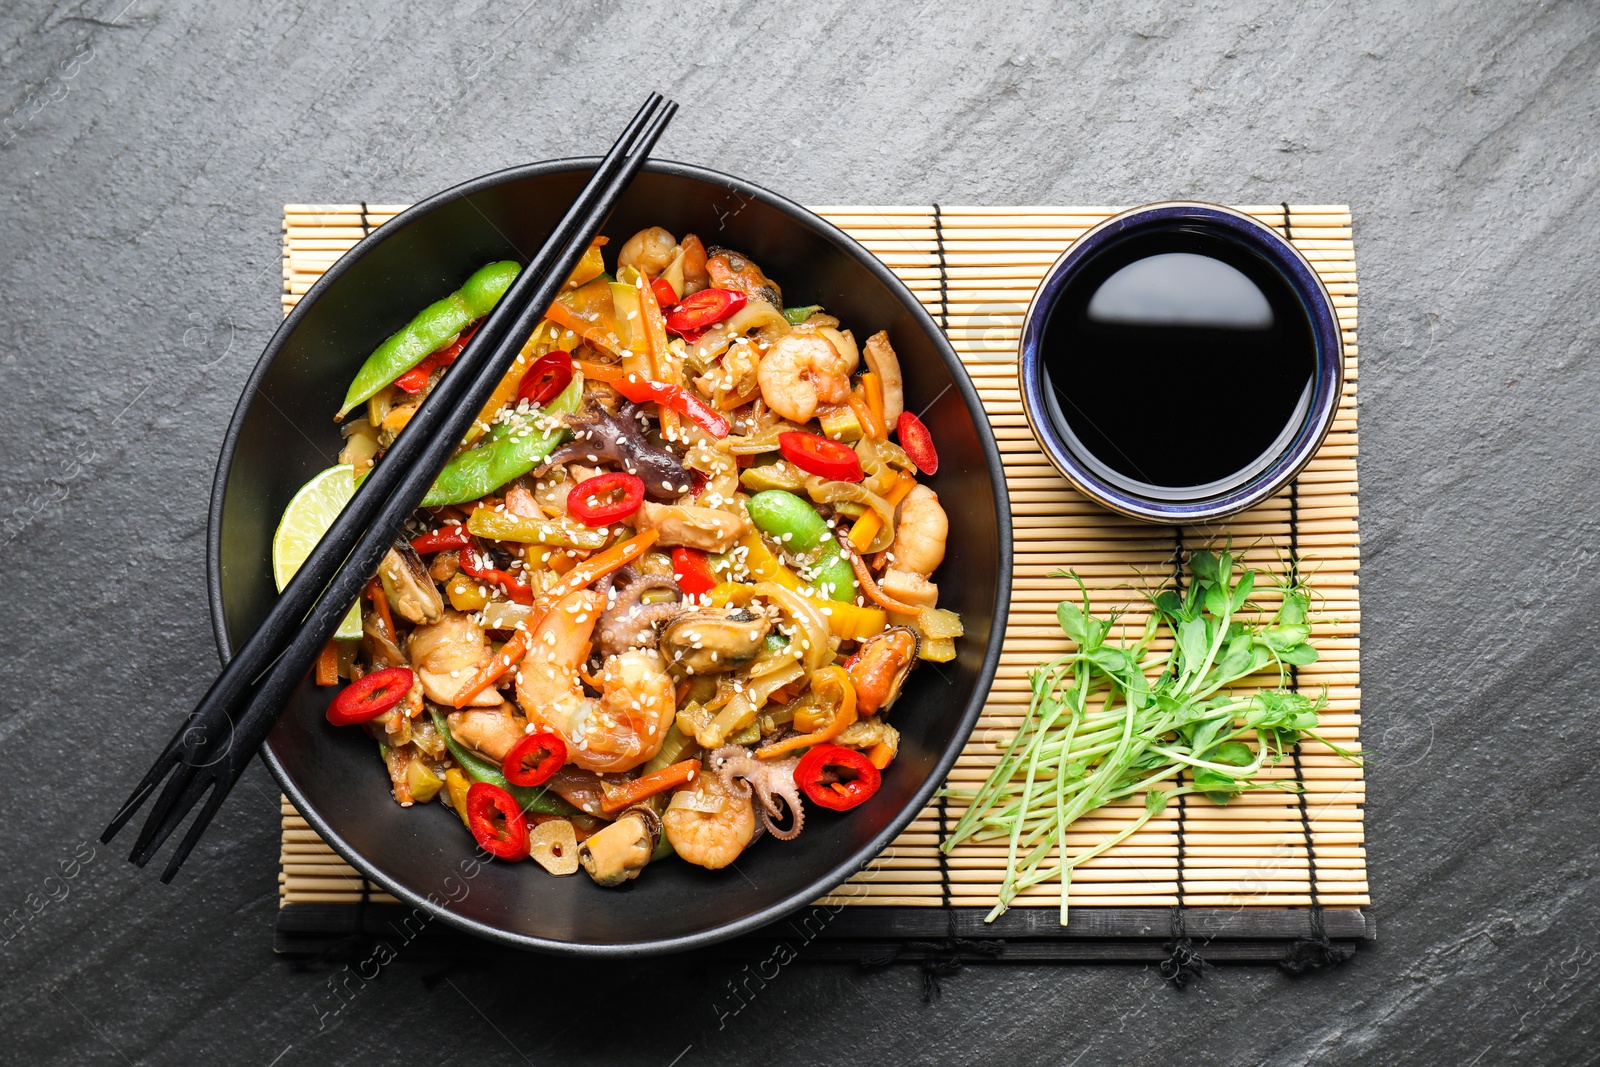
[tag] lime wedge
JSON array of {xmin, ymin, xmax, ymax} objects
[{"xmin": 272, "ymin": 464, "xmax": 362, "ymax": 640}]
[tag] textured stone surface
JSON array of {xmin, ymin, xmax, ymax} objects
[{"xmin": 2, "ymin": 1, "xmax": 1597, "ymax": 1063}]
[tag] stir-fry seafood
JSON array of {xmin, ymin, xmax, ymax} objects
[{"xmin": 309, "ymin": 229, "xmax": 961, "ymax": 885}]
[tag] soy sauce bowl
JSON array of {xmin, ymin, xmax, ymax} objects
[{"xmin": 1019, "ymin": 202, "xmax": 1343, "ymax": 524}]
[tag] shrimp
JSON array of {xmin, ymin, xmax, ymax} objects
[
  {"xmin": 662, "ymin": 772, "xmax": 756, "ymax": 870},
  {"xmin": 515, "ymin": 587, "xmax": 675, "ymax": 773},
  {"xmin": 618, "ymin": 226, "xmax": 677, "ymax": 277},
  {"xmin": 880, "ymin": 485, "xmax": 948, "ymax": 610},
  {"xmin": 410, "ymin": 610, "xmax": 504, "ymax": 707},
  {"xmin": 757, "ymin": 331, "xmax": 853, "ymax": 423}
]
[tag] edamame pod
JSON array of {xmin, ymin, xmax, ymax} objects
[
  {"xmin": 337, "ymin": 261, "xmax": 521, "ymax": 419},
  {"xmin": 746, "ymin": 489, "xmax": 858, "ymax": 602}
]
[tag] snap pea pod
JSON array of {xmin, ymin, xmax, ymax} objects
[
  {"xmin": 428, "ymin": 707, "xmax": 580, "ymax": 816},
  {"xmin": 420, "ymin": 374, "xmax": 583, "ymax": 507},
  {"xmin": 782, "ymin": 305, "xmax": 821, "ymax": 325},
  {"xmin": 746, "ymin": 490, "xmax": 857, "ymax": 602},
  {"xmin": 337, "ymin": 261, "xmax": 522, "ymax": 419}
]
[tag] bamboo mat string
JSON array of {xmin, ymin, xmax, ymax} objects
[
  {"xmin": 1281, "ymin": 467, "xmax": 1355, "ymax": 973},
  {"xmin": 859, "ymin": 203, "xmax": 1002, "ymax": 998},
  {"xmin": 1161, "ymin": 527, "xmax": 1205, "ymax": 988}
]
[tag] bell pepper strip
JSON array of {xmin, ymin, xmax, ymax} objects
[
  {"xmin": 664, "ymin": 287, "xmax": 746, "ymax": 340},
  {"xmin": 452, "ymin": 629, "xmax": 529, "ymax": 708},
  {"xmin": 458, "ymin": 539, "xmax": 535, "ymax": 605},
  {"xmin": 429, "ymin": 707, "xmax": 580, "ymax": 816},
  {"xmin": 745, "ymin": 490, "xmax": 857, "ymax": 602},
  {"xmin": 847, "ymin": 470, "xmax": 917, "ymax": 552},
  {"xmin": 567, "ymin": 238, "xmax": 608, "ymax": 290},
  {"xmin": 794, "ymin": 743, "xmax": 881, "ymax": 811},
  {"xmin": 502, "ymin": 730, "xmax": 567, "ymax": 787},
  {"xmin": 835, "ymin": 532, "xmax": 923, "ymax": 615},
  {"xmin": 756, "ymin": 668, "xmax": 858, "ymax": 760},
  {"xmin": 671, "ymin": 546, "xmax": 718, "ymax": 597},
  {"xmin": 581, "ymin": 359, "xmax": 730, "ymax": 439},
  {"xmin": 650, "ymin": 277, "xmax": 679, "ymax": 308},
  {"xmin": 779, "ymin": 431, "xmax": 865, "ymax": 482},
  {"xmin": 444, "ymin": 767, "xmax": 473, "ymax": 828},
  {"xmin": 896, "ymin": 411, "xmax": 939, "ymax": 475},
  {"xmin": 411, "ymin": 523, "xmax": 473, "ymax": 554},
  {"xmin": 846, "ymin": 393, "xmax": 883, "ymax": 443},
  {"xmin": 599, "ymin": 758, "xmax": 701, "ymax": 814},
  {"xmin": 421, "ymin": 373, "xmax": 583, "ymax": 507},
  {"xmin": 315, "ymin": 640, "xmax": 340, "ymax": 686},
  {"xmin": 338, "ymin": 261, "xmax": 520, "ymax": 419},
  {"xmin": 466, "ymin": 782, "xmax": 530, "ymax": 860},
  {"xmin": 567, "ymin": 472, "xmax": 645, "ymax": 526},
  {"xmin": 326, "ymin": 666, "xmax": 414, "ymax": 726},
  {"xmin": 515, "ymin": 351, "xmax": 573, "ymax": 407},
  {"xmin": 394, "ymin": 322, "xmax": 478, "ymax": 393}
]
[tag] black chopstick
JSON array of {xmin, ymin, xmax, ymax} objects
[{"xmin": 105, "ymin": 94, "xmax": 678, "ymax": 880}]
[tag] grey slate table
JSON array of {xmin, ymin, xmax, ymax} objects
[{"xmin": 2, "ymin": 1, "xmax": 1597, "ymax": 1063}]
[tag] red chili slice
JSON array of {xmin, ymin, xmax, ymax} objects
[
  {"xmin": 650, "ymin": 277, "xmax": 679, "ymax": 309},
  {"xmin": 326, "ymin": 666, "xmax": 414, "ymax": 726},
  {"xmin": 671, "ymin": 546, "xmax": 718, "ymax": 597},
  {"xmin": 664, "ymin": 287, "xmax": 746, "ymax": 338},
  {"xmin": 466, "ymin": 781, "xmax": 530, "ymax": 860},
  {"xmin": 410, "ymin": 523, "xmax": 472, "ymax": 554},
  {"xmin": 502, "ymin": 731, "xmax": 567, "ymax": 787},
  {"xmin": 896, "ymin": 411, "xmax": 939, "ymax": 475},
  {"xmin": 458, "ymin": 538, "xmax": 536, "ymax": 604},
  {"xmin": 778, "ymin": 431, "xmax": 865, "ymax": 482},
  {"xmin": 567, "ymin": 472, "xmax": 645, "ymax": 527},
  {"xmin": 794, "ymin": 743, "xmax": 881, "ymax": 812},
  {"xmin": 516, "ymin": 352, "xmax": 574, "ymax": 407}
]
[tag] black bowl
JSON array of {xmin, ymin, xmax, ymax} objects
[{"xmin": 208, "ymin": 159, "xmax": 1011, "ymax": 955}]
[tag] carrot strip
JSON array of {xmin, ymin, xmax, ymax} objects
[
  {"xmin": 315, "ymin": 640, "xmax": 340, "ymax": 686},
  {"xmin": 600, "ymin": 759, "xmax": 702, "ymax": 814},
  {"xmin": 847, "ymin": 393, "xmax": 884, "ymax": 442},
  {"xmin": 452, "ymin": 630, "xmax": 529, "ymax": 708},
  {"xmin": 866, "ymin": 742, "xmax": 895, "ymax": 770},
  {"xmin": 575, "ymin": 358, "xmax": 626, "ymax": 384},
  {"xmin": 365, "ymin": 577, "xmax": 395, "ymax": 643},
  {"xmin": 847, "ymin": 470, "xmax": 917, "ymax": 552},
  {"xmin": 521, "ymin": 530, "xmax": 660, "ymax": 637},
  {"xmin": 836, "ymin": 532, "xmax": 922, "ymax": 614},
  {"xmin": 862, "ymin": 371, "xmax": 886, "ymax": 435}
]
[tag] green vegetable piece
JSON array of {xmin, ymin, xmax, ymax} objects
[
  {"xmin": 337, "ymin": 261, "xmax": 521, "ymax": 418},
  {"xmin": 746, "ymin": 489, "xmax": 857, "ymax": 602},
  {"xmin": 421, "ymin": 374, "xmax": 583, "ymax": 506},
  {"xmin": 782, "ymin": 305, "xmax": 821, "ymax": 325},
  {"xmin": 428, "ymin": 707, "xmax": 578, "ymax": 816}
]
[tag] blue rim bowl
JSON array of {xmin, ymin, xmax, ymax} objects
[{"xmin": 1018, "ymin": 202, "xmax": 1343, "ymax": 524}]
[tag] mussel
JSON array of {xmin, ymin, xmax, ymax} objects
[{"xmin": 658, "ymin": 606, "xmax": 772, "ymax": 675}]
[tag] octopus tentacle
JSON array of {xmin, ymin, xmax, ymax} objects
[
  {"xmin": 711, "ymin": 746, "xmax": 805, "ymax": 842},
  {"xmin": 595, "ymin": 570, "xmax": 681, "ymax": 657}
]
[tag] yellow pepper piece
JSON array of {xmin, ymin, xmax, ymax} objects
[
  {"xmin": 729, "ymin": 535, "xmax": 887, "ymax": 640},
  {"xmin": 446, "ymin": 571, "xmax": 491, "ymax": 611},
  {"xmin": 443, "ymin": 768, "xmax": 472, "ymax": 828},
  {"xmin": 567, "ymin": 240, "xmax": 607, "ymax": 290},
  {"xmin": 847, "ymin": 471, "xmax": 917, "ymax": 552}
]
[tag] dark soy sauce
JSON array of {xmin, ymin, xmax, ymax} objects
[{"xmin": 1040, "ymin": 226, "xmax": 1315, "ymax": 495}]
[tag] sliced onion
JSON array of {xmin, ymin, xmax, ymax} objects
[{"xmin": 803, "ymin": 476, "xmax": 896, "ymax": 553}]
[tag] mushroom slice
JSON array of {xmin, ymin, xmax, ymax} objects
[
  {"xmin": 528, "ymin": 819, "xmax": 580, "ymax": 876},
  {"xmin": 379, "ymin": 540, "xmax": 445, "ymax": 625},
  {"xmin": 578, "ymin": 806, "xmax": 660, "ymax": 887},
  {"xmin": 659, "ymin": 607, "xmax": 772, "ymax": 675}
]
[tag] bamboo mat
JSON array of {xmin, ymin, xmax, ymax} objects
[{"xmin": 275, "ymin": 202, "xmax": 1365, "ymax": 917}]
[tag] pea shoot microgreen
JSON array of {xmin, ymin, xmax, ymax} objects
[{"xmin": 943, "ymin": 549, "xmax": 1362, "ymax": 925}]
